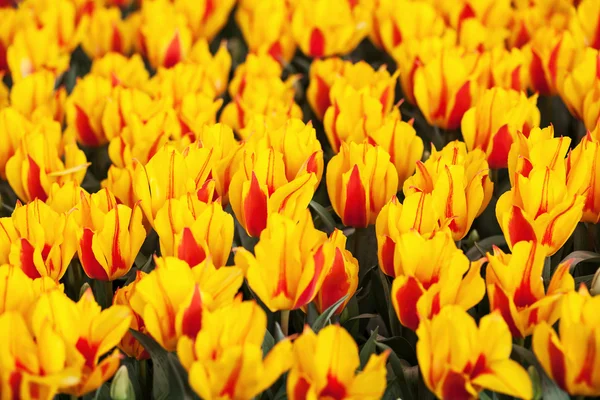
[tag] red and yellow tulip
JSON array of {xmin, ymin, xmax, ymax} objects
[
  {"xmin": 113, "ymin": 271, "xmax": 150, "ymax": 360},
  {"xmin": 9, "ymin": 70, "xmax": 66, "ymax": 123},
  {"xmin": 79, "ymin": 6, "xmax": 132, "ymax": 59}
]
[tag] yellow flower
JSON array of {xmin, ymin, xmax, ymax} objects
[
  {"xmin": 148, "ymin": 61, "xmax": 218, "ymax": 106},
  {"xmin": 9, "ymin": 70, "xmax": 66, "ymax": 123},
  {"xmin": 234, "ymin": 211, "xmax": 330, "ymax": 311},
  {"xmin": 292, "ymin": 0, "xmax": 373, "ymax": 58},
  {"xmin": 177, "ymin": 298, "xmax": 293, "ymax": 400},
  {"xmin": 403, "ymin": 141, "xmax": 493, "ymax": 241},
  {"xmin": 45, "ymin": 181, "xmax": 88, "ymax": 214},
  {"xmin": 113, "ymin": 271, "xmax": 150, "ymax": 360},
  {"xmin": 89, "ymin": 52, "xmax": 149, "ymax": 90},
  {"xmin": 79, "ymin": 6, "xmax": 132, "ymax": 59},
  {"xmin": 489, "ymin": 47, "xmax": 530, "ymax": 93},
  {"xmin": 287, "ymin": 325, "xmax": 388, "ymax": 400},
  {"xmin": 0, "ymin": 107, "xmax": 33, "ymax": 179},
  {"xmin": 462, "ymin": 87, "xmax": 540, "ymax": 169},
  {"xmin": 576, "ymin": 0, "xmax": 600, "ymax": 50},
  {"xmin": 327, "ymin": 142, "xmax": 398, "ymax": 228},
  {"xmin": 417, "ymin": 306, "xmax": 532, "ymax": 399},
  {"xmin": 487, "ymin": 241, "xmax": 574, "ymax": 338},
  {"xmin": 186, "ymin": 40, "xmax": 232, "ymax": 97},
  {"xmin": 6, "ymin": 129, "xmax": 89, "ymax": 203},
  {"xmin": 154, "ymin": 195, "xmax": 234, "ymax": 268},
  {"xmin": 174, "ymin": 0, "xmax": 236, "ymax": 41},
  {"xmin": 76, "ymin": 189, "xmax": 146, "ymax": 281},
  {"xmin": 568, "ymin": 131, "xmax": 600, "ymax": 222},
  {"xmin": 533, "ymin": 286, "xmax": 600, "ymax": 396}
]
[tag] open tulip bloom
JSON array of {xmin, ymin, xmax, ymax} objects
[{"xmin": 2, "ymin": 0, "xmax": 600, "ymax": 399}]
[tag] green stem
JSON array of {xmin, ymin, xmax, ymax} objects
[{"xmin": 281, "ymin": 310, "xmax": 290, "ymax": 336}]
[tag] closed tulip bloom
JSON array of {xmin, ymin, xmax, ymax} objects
[
  {"xmin": 46, "ymin": 181, "xmax": 88, "ymax": 214},
  {"xmin": 186, "ymin": 40, "xmax": 232, "ymax": 97},
  {"xmin": 102, "ymin": 164, "xmax": 136, "ymax": 208},
  {"xmin": 0, "ymin": 264, "xmax": 38, "ymax": 314},
  {"xmin": 79, "ymin": 7, "xmax": 132, "ymax": 59},
  {"xmin": 65, "ymin": 74, "xmax": 113, "ymax": 147},
  {"xmin": 307, "ymin": 58, "xmax": 345, "ymax": 119},
  {"xmin": 8, "ymin": 200, "xmax": 78, "ymax": 281},
  {"xmin": 0, "ymin": 8, "xmax": 17, "ymax": 73},
  {"xmin": 234, "ymin": 212, "xmax": 330, "ymax": 311},
  {"xmin": 77, "ymin": 189, "xmax": 146, "ymax": 281},
  {"xmin": 576, "ymin": 0, "xmax": 600, "ymax": 50},
  {"xmin": 583, "ymin": 80, "xmax": 600, "ymax": 132},
  {"xmin": 177, "ymin": 299, "xmax": 293, "ymax": 400},
  {"xmin": 327, "ymin": 142, "xmax": 399, "ymax": 228},
  {"xmin": 6, "ymin": 25, "xmax": 70, "ymax": 83},
  {"xmin": 236, "ymin": 0, "xmax": 296, "ymax": 62},
  {"xmin": 130, "ymin": 256, "xmax": 242, "ymax": 351},
  {"xmin": 506, "ymin": 126, "xmax": 559, "ymax": 183},
  {"xmin": 323, "ymin": 80, "xmax": 399, "ymax": 153},
  {"xmin": 0, "ymin": 217, "xmax": 17, "ymax": 265},
  {"xmin": 136, "ymin": 0, "xmax": 193, "ymax": 69},
  {"xmin": 525, "ymin": 27, "xmax": 580, "ymax": 96},
  {"xmin": 533, "ymin": 286, "xmax": 600, "ymax": 396},
  {"xmin": 486, "ymin": 241, "xmax": 574, "ymax": 338},
  {"xmin": 559, "ymin": 48, "xmax": 600, "ymax": 129},
  {"xmin": 376, "ymin": 192, "xmax": 445, "ymax": 277},
  {"xmin": 414, "ymin": 50, "xmax": 481, "ymax": 130},
  {"xmin": 288, "ymin": 325, "xmax": 388, "ymax": 400},
  {"xmin": 404, "ymin": 141, "xmax": 493, "ymax": 241},
  {"xmin": 312, "ymin": 230, "xmax": 359, "ymax": 315},
  {"xmin": 391, "ymin": 234, "xmax": 485, "ymax": 330},
  {"xmin": 227, "ymin": 52, "xmax": 286, "ymax": 98},
  {"xmin": 6, "ymin": 130, "xmax": 89, "ymax": 203},
  {"xmin": 0, "ymin": 311, "xmax": 81, "ymax": 399},
  {"xmin": 489, "ymin": 47, "xmax": 530, "ymax": 92},
  {"xmin": 368, "ymin": 113, "xmax": 424, "ymax": 187},
  {"xmin": 462, "ymin": 87, "xmax": 540, "ymax": 169},
  {"xmin": 568, "ymin": 132, "xmax": 600, "ymax": 222},
  {"xmin": 0, "ymin": 107, "xmax": 32, "ymax": 179},
  {"xmin": 90, "ymin": 53, "xmax": 150, "ymax": 90},
  {"xmin": 292, "ymin": 0, "xmax": 373, "ymax": 58},
  {"xmin": 177, "ymin": 93, "xmax": 223, "ymax": 142},
  {"xmin": 113, "ymin": 271, "xmax": 150, "ymax": 360},
  {"xmin": 417, "ymin": 306, "xmax": 533, "ymax": 400},
  {"xmin": 154, "ymin": 195, "xmax": 234, "ymax": 268},
  {"xmin": 9, "ymin": 70, "xmax": 66, "ymax": 123},
  {"xmin": 148, "ymin": 61, "xmax": 219, "ymax": 107},
  {"xmin": 229, "ymin": 148, "xmax": 318, "ymax": 237},
  {"xmin": 174, "ymin": 0, "xmax": 235, "ymax": 41}
]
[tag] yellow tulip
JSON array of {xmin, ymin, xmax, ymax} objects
[
  {"xmin": 9, "ymin": 70, "xmax": 66, "ymax": 123},
  {"xmin": 174, "ymin": 0, "xmax": 235, "ymax": 41},
  {"xmin": 559, "ymin": 48, "xmax": 599, "ymax": 130},
  {"xmin": 89, "ymin": 52, "xmax": 149, "ymax": 90},
  {"xmin": 113, "ymin": 271, "xmax": 150, "ymax": 360}
]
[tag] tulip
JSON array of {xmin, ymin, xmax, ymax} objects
[
  {"xmin": 6, "ymin": 130, "xmax": 89, "ymax": 203},
  {"xmin": 27, "ymin": 0, "xmax": 81, "ymax": 52},
  {"xmin": 288, "ymin": 325, "xmax": 389, "ymax": 400},
  {"xmin": 242, "ymin": 118, "xmax": 324, "ymax": 184},
  {"xmin": 30, "ymin": 289, "xmax": 133, "ymax": 396},
  {"xmin": 6, "ymin": 25, "xmax": 70, "ymax": 83},
  {"xmin": 497, "ymin": 132, "xmax": 586, "ymax": 255},
  {"xmin": 0, "ymin": 311, "xmax": 81, "ymax": 399},
  {"xmin": 291, "ymin": 0, "xmax": 373, "ymax": 58},
  {"xmin": 46, "ymin": 181, "xmax": 88, "ymax": 214},
  {"xmin": 229, "ymin": 147, "xmax": 318, "ymax": 237},
  {"xmin": 0, "ymin": 264, "xmax": 38, "ymax": 315},
  {"xmin": 372, "ymin": 0, "xmax": 445, "ymax": 54},
  {"xmin": 417, "ymin": 306, "xmax": 533, "ymax": 399},
  {"xmin": 533, "ymin": 286, "xmax": 600, "ymax": 396},
  {"xmin": 154, "ymin": 195, "xmax": 234, "ymax": 268},
  {"xmin": 312, "ymin": 229, "xmax": 359, "ymax": 315},
  {"xmin": 227, "ymin": 52, "xmax": 286, "ymax": 98},
  {"xmin": 79, "ymin": 7, "xmax": 132, "ymax": 59},
  {"xmin": 0, "ymin": 217, "xmax": 17, "ymax": 266},
  {"xmin": 306, "ymin": 57, "xmax": 345, "ymax": 120},
  {"xmin": 487, "ymin": 241, "xmax": 574, "ymax": 338},
  {"xmin": 236, "ymin": 0, "xmax": 296, "ymax": 62},
  {"xmin": 404, "ymin": 141, "xmax": 493, "ymax": 241},
  {"xmin": 368, "ymin": 113, "xmax": 424, "ymax": 187},
  {"xmin": 489, "ymin": 47, "xmax": 530, "ymax": 92},
  {"xmin": 130, "ymin": 256, "xmax": 243, "ymax": 351},
  {"xmin": 0, "ymin": 8, "xmax": 17, "ymax": 73},
  {"xmin": 177, "ymin": 93, "xmax": 223, "ymax": 142},
  {"xmin": 76, "ymin": 189, "xmax": 146, "ymax": 280},
  {"xmin": 177, "ymin": 298, "xmax": 293, "ymax": 400},
  {"xmin": 0, "ymin": 107, "xmax": 31, "ymax": 179},
  {"xmin": 174, "ymin": 0, "xmax": 235, "ymax": 41},
  {"xmin": 506, "ymin": 126, "xmax": 562, "ymax": 183},
  {"xmin": 103, "ymin": 165, "xmax": 136, "ymax": 208},
  {"xmin": 136, "ymin": 0, "xmax": 193, "ymax": 69},
  {"xmin": 462, "ymin": 87, "xmax": 540, "ymax": 169},
  {"xmin": 559, "ymin": 48, "xmax": 599, "ymax": 129},
  {"xmin": 390, "ymin": 231, "xmax": 485, "ymax": 330},
  {"xmin": 525, "ymin": 27, "xmax": 580, "ymax": 96},
  {"xmin": 568, "ymin": 132, "xmax": 600, "ymax": 222},
  {"xmin": 8, "ymin": 200, "xmax": 79, "ymax": 281},
  {"xmin": 186, "ymin": 40, "xmax": 232, "ymax": 97},
  {"xmin": 323, "ymin": 81, "xmax": 399, "ymax": 153},
  {"xmin": 577, "ymin": 0, "xmax": 600, "ymax": 50},
  {"xmin": 583, "ymin": 80, "xmax": 600, "ymax": 132},
  {"xmin": 413, "ymin": 50, "xmax": 481, "ymax": 130},
  {"xmin": 113, "ymin": 271, "xmax": 150, "ymax": 360},
  {"xmin": 65, "ymin": 74, "xmax": 113, "ymax": 147},
  {"xmin": 9, "ymin": 70, "xmax": 66, "ymax": 123},
  {"xmin": 327, "ymin": 142, "xmax": 399, "ymax": 228},
  {"xmin": 90, "ymin": 53, "xmax": 150, "ymax": 90},
  {"xmin": 234, "ymin": 211, "xmax": 331, "ymax": 311}
]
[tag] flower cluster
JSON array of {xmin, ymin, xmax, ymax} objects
[{"xmin": 1, "ymin": 0, "xmax": 600, "ymax": 399}]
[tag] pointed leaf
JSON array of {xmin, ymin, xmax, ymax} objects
[
  {"xmin": 311, "ymin": 294, "xmax": 349, "ymax": 332},
  {"xmin": 359, "ymin": 327, "xmax": 378, "ymax": 369}
]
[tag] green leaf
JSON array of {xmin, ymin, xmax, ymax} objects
[
  {"xmin": 375, "ymin": 341, "xmax": 416, "ymax": 400},
  {"xmin": 465, "ymin": 235, "xmax": 506, "ymax": 261},
  {"xmin": 377, "ymin": 336, "xmax": 417, "ymax": 365},
  {"xmin": 359, "ymin": 327, "xmax": 378, "ymax": 369},
  {"xmin": 311, "ymin": 294, "xmax": 349, "ymax": 332},
  {"xmin": 309, "ymin": 201, "xmax": 336, "ymax": 234},
  {"xmin": 273, "ymin": 322, "xmax": 286, "ymax": 342},
  {"xmin": 528, "ymin": 366, "xmax": 543, "ymax": 400},
  {"xmin": 559, "ymin": 250, "xmax": 600, "ymax": 269},
  {"xmin": 306, "ymin": 302, "xmax": 319, "ymax": 326},
  {"xmin": 262, "ymin": 329, "xmax": 275, "ymax": 358},
  {"xmin": 129, "ymin": 330, "xmax": 194, "ymax": 400},
  {"xmin": 512, "ymin": 344, "xmax": 568, "ymax": 400},
  {"xmin": 93, "ymin": 383, "xmax": 111, "ymax": 400},
  {"xmin": 377, "ymin": 270, "xmax": 402, "ymax": 337}
]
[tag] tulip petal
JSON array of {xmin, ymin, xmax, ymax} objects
[
  {"xmin": 392, "ymin": 275, "xmax": 425, "ymax": 331},
  {"xmin": 472, "ymin": 359, "xmax": 533, "ymax": 399},
  {"xmin": 343, "ymin": 165, "xmax": 368, "ymax": 228}
]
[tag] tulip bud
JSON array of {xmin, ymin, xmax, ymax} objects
[
  {"xmin": 79, "ymin": 7, "xmax": 132, "ymax": 59},
  {"xmin": 174, "ymin": 0, "xmax": 236, "ymax": 41},
  {"xmin": 327, "ymin": 142, "xmax": 399, "ymax": 228},
  {"xmin": 9, "ymin": 70, "xmax": 65, "ymax": 123},
  {"xmin": 568, "ymin": 132, "xmax": 600, "ymax": 223},
  {"xmin": 0, "ymin": 107, "xmax": 32, "ymax": 179},
  {"xmin": 90, "ymin": 53, "xmax": 150, "ymax": 90},
  {"xmin": 110, "ymin": 366, "xmax": 135, "ymax": 400},
  {"xmin": 577, "ymin": 0, "xmax": 600, "ymax": 50},
  {"xmin": 489, "ymin": 47, "xmax": 529, "ymax": 92},
  {"xmin": 113, "ymin": 271, "xmax": 150, "ymax": 360}
]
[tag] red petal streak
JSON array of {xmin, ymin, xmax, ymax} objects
[
  {"xmin": 80, "ymin": 229, "xmax": 109, "ymax": 280},
  {"xmin": 394, "ymin": 276, "xmax": 424, "ymax": 331},
  {"xmin": 441, "ymin": 371, "xmax": 472, "ymax": 399},
  {"xmin": 178, "ymin": 228, "xmax": 206, "ymax": 267},
  {"xmin": 317, "ymin": 248, "xmax": 349, "ymax": 314},
  {"xmin": 380, "ymin": 236, "xmax": 396, "ymax": 276},
  {"xmin": 75, "ymin": 338, "xmax": 99, "ymax": 369},
  {"xmin": 309, "ymin": 28, "xmax": 325, "ymax": 58},
  {"xmin": 446, "ymin": 81, "xmax": 472, "ymax": 130},
  {"xmin": 314, "ymin": 75, "xmax": 331, "ymax": 118},
  {"xmin": 26, "ymin": 156, "xmax": 47, "ymax": 202},
  {"xmin": 75, "ymin": 104, "xmax": 100, "ymax": 147},
  {"xmin": 111, "ymin": 23, "xmax": 123, "ymax": 53},
  {"xmin": 507, "ymin": 206, "xmax": 537, "ymax": 247},
  {"xmin": 343, "ymin": 165, "xmax": 368, "ymax": 228},
  {"xmin": 319, "ymin": 374, "xmax": 347, "ymax": 399},
  {"xmin": 202, "ymin": 0, "xmax": 215, "ymax": 22},
  {"xmin": 244, "ymin": 173, "xmax": 268, "ymax": 237},
  {"xmin": 487, "ymin": 124, "xmax": 513, "ymax": 169},
  {"xmin": 295, "ymin": 245, "xmax": 326, "ymax": 308},
  {"xmin": 548, "ymin": 337, "xmax": 567, "ymax": 390},
  {"xmin": 293, "ymin": 377, "xmax": 311, "ymax": 400},
  {"xmin": 529, "ymin": 50, "xmax": 551, "ymax": 95},
  {"xmin": 19, "ymin": 239, "xmax": 41, "ymax": 279},
  {"xmin": 163, "ymin": 31, "xmax": 182, "ymax": 69},
  {"xmin": 181, "ymin": 285, "xmax": 203, "ymax": 338},
  {"xmin": 489, "ymin": 284, "xmax": 521, "ymax": 337}
]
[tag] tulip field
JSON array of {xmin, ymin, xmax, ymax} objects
[{"xmin": 2, "ymin": 0, "xmax": 600, "ymax": 399}]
